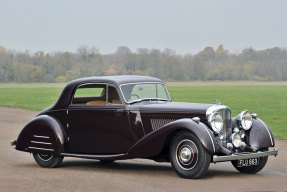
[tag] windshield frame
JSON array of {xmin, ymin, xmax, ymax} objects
[{"xmin": 119, "ymin": 82, "xmax": 172, "ymax": 104}]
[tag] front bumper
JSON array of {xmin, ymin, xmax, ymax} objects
[{"xmin": 213, "ymin": 148, "xmax": 278, "ymax": 162}]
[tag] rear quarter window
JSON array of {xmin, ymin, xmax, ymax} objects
[{"xmin": 74, "ymin": 87, "xmax": 104, "ymax": 98}]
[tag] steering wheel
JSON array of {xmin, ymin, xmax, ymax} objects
[{"xmin": 131, "ymin": 94, "xmax": 140, "ymax": 99}]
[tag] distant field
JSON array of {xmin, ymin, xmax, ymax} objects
[{"xmin": 0, "ymin": 82, "xmax": 286, "ymax": 139}]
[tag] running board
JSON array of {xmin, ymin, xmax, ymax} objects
[{"xmin": 60, "ymin": 152, "xmax": 128, "ymax": 160}]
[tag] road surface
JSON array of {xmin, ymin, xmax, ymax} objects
[{"xmin": 0, "ymin": 107, "xmax": 286, "ymax": 192}]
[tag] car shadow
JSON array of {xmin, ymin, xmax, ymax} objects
[
  {"xmin": 57, "ymin": 159, "xmax": 244, "ymax": 179},
  {"xmin": 61, "ymin": 160, "xmax": 173, "ymax": 172},
  {"xmin": 18, "ymin": 158, "xmax": 253, "ymax": 179}
]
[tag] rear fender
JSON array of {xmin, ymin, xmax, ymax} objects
[
  {"xmin": 16, "ymin": 115, "xmax": 65, "ymax": 155},
  {"xmin": 249, "ymin": 118, "xmax": 275, "ymax": 151},
  {"xmin": 128, "ymin": 118, "xmax": 217, "ymax": 158}
]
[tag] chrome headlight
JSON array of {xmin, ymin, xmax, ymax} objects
[
  {"xmin": 208, "ymin": 112, "xmax": 224, "ymax": 133},
  {"xmin": 231, "ymin": 132, "xmax": 242, "ymax": 148},
  {"xmin": 237, "ymin": 110, "xmax": 253, "ymax": 130}
]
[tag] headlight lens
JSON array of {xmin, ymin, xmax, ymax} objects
[
  {"xmin": 237, "ymin": 110, "xmax": 253, "ymax": 130},
  {"xmin": 231, "ymin": 132, "xmax": 242, "ymax": 148},
  {"xmin": 208, "ymin": 112, "xmax": 224, "ymax": 133}
]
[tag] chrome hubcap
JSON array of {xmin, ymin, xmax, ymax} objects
[
  {"xmin": 179, "ymin": 147, "xmax": 192, "ymax": 163},
  {"xmin": 37, "ymin": 154, "xmax": 53, "ymax": 162},
  {"xmin": 175, "ymin": 139, "xmax": 198, "ymax": 170}
]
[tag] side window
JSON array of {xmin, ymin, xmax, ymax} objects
[
  {"xmin": 72, "ymin": 84, "xmax": 106, "ymax": 105},
  {"xmin": 108, "ymin": 86, "xmax": 122, "ymax": 104},
  {"xmin": 71, "ymin": 84, "xmax": 122, "ymax": 105}
]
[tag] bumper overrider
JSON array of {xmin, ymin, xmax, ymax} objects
[{"xmin": 213, "ymin": 148, "xmax": 278, "ymax": 162}]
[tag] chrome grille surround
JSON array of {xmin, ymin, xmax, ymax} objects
[{"xmin": 206, "ymin": 105, "xmax": 232, "ymax": 147}]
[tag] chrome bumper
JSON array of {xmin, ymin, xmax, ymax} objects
[{"xmin": 213, "ymin": 148, "xmax": 278, "ymax": 162}]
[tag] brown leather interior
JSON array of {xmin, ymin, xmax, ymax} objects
[
  {"xmin": 112, "ymin": 100, "xmax": 121, "ymax": 104},
  {"xmin": 86, "ymin": 100, "xmax": 121, "ymax": 105},
  {"xmin": 86, "ymin": 100, "xmax": 107, "ymax": 105}
]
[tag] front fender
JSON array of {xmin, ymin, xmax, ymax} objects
[
  {"xmin": 249, "ymin": 118, "xmax": 275, "ymax": 151},
  {"xmin": 16, "ymin": 115, "xmax": 65, "ymax": 155},
  {"xmin": 128, "ymin": 118, "xmax": 218, "ymax": 158}
]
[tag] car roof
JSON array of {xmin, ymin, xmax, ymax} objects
[
  {"xmin": 50, "ymin": 75, "xmax": 164, "ymax": 109},
  {"xmin": 68, "ymin": 75, "xmax": 163, "ymax": 86}
]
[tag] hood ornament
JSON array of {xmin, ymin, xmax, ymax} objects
[{"xmin": 214, "ymin": 99, "xmax": 221, "ymax": 105}]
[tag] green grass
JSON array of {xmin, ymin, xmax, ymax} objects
[
  {"xmin": 0, "ymin": 87, "xmax": 63, "ymax": 110},
  {"xmin": 0, "ymin": 82, "xmax": 286, "ymax": 139}
]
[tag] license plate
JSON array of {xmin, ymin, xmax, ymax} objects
[{"xmin": 237, "ymin": 158, "xmax": 259, "ymax": 167}]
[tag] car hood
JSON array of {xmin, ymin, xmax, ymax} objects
[{"xmin": 138, "ymin": 102, "xmax": 215, "ymax": 116}]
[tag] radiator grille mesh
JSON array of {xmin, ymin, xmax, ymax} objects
[{"xmin": 150, "ymin": 118, "xmax": 176, "ymax": 130}]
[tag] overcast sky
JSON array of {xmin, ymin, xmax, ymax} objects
[{"xmin": 1, "ymin": 0, "xmax": 286, "ymax": 54}]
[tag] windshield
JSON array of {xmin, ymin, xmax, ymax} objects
[{"xmin": 120, "ymin": 83, "xmax": 170, "ymax": 103}]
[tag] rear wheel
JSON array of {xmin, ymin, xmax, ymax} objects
[
  {"xmin": 169, "ymin": 131, "xmax": 211, "ymax": 179},
  {"xmin": 231, "ymin": 156, "xmax": 268, "ymax": 174},
  {"xmin": 33, "ymin": 153, "xmax": 64, "ymax": 168}
]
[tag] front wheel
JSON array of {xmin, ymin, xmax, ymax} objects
[
  {"xmin": 231, "ymin": 156, "xmax": 268, "ymax": 174},
  {"xmin": 33, "ymin": 153, "xmax": 64, "ymax": 168},
  {"xmin": 170, "ymin": 131, "xmax": 211, "ymax": 179}
]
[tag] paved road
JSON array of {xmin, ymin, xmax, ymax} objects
[{"xmin": 0, "ymin": 107, "xmax": 286, "ymax": 192}]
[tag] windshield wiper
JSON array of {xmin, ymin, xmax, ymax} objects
[{"xmin": 129, "ymin": 98, "xmax": 168, "ymax": 104}]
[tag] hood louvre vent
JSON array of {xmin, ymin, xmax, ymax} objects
[{"xmin": 150, "ymin": 118, "xmax": 176, "ymax": 130}]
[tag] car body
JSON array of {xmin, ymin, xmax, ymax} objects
[{"xmin": 11, "ymin": 75, "xmax": 278, "ymax": 178}]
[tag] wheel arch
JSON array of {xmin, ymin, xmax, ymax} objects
[
  {"xmin": 128, "ymin": 118, "xmax": 217, "ymax": 158},
  {"xmin": 16, "ymin": 115, "xmax": 66, "ymax": 155},
  {"xmin": 248, "ymin": 118, "xmax": 275, "ymax": 151}
]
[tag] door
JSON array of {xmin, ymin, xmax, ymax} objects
[{"xmin": 67, "ymin": 83, "xmax": 134, "ymax": 154}]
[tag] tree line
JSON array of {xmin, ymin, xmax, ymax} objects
[{"xmin": 0, "ymin": 44, "xmax": 287, "ymax": 83}]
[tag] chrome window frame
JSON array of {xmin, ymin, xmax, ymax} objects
[{"xmin": 71, "ymin": 82, "xmax": 124, "ymax": 106}]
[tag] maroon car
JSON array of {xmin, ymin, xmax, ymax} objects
[{"xmin": 11, "ymin": 75, "xmax": 278, "ymax": 179}]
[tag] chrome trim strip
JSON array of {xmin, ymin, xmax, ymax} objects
[
  {"xmin": 200, "ymin": 123, "xmax": 216, "ymax": 153},
  {"xmin": 61, "ymin": 153, "xmax": 126, "ymax": 158},
  {"xmin": 213, "ymin": 148, "xmax": 278, "ymax": 162},
  {"xmin": 28, "ymin": 147, "xmax": 54, "ymax": 151},
  {"xmin": 258, "ymin": 119, "xmax": 274, "ymax": 146},
  {"xmin": 33, "ymin": 135, "xmax": 50, "ymax": 139},
  {"xmin": 31, "ymin": 141, "xmax": 52, "ymax": 145}
]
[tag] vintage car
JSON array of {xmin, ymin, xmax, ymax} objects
[{"xmin": 11, "ymin": 75, "xmax": 278, "ymax": 179}]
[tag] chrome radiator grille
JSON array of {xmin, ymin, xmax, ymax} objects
[
  {"xmin": 218, "ymin": 108, "xmax": 232, "ymax": 147},
  {"xmin": 206, "ymin": 105, "xmax": 232, "ymax": 147}
]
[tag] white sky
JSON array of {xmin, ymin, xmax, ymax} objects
[{"xmin": 0, "ymin": 0, "xmax": 286, "ymax": 54}]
